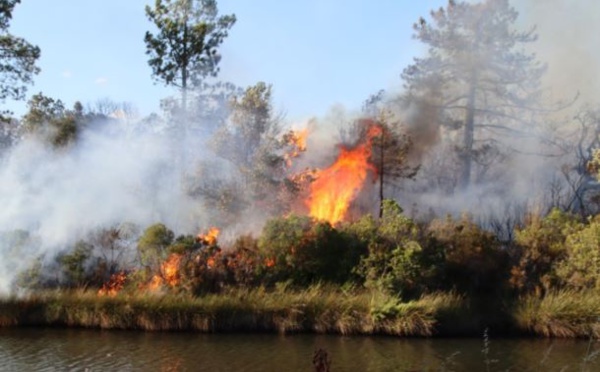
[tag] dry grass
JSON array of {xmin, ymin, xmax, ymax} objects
[
  {"xmin": 513, "ymin": 290, "xmax": 600, "ymax": 338},
  {"xmin": 0, "ymin": 286, "xmax": 467, "ymax": 336}
]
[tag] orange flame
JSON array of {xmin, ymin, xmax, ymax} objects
[
  {"xmin": 146, "ymin": 253, "xmax": 182, "ymax": 291},
  {"xmin": 98, "ymin": 271, "xmax": 127, "ymax": 296},
  {"xmin": 197, "ymin": 227, "xmax": 220, "ymax": 246},
  {"xmin": 284, "ymin": 127, "xmax": 309, "ymax": 167},
  {"xmin": 305, "ymin": 122, "xmax": 382, "ymax": 225},
  {"xmin": 264, "ymin": 257, "xmax": 275, "ymax": 267},
  {"xmin": 162, "ymin": 253, "xmax": 181, "ymax": 287}
]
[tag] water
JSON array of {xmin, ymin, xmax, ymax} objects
[{"xmin": 0, "ymin": 328, "xmax": 599, "ymax": 371}]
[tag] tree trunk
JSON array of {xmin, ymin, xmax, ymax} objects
[{"xmin": 460, "ymin": 79, "xmax": 477, "ymax": 190}]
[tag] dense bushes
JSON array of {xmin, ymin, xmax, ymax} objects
[
  {"xmin": 11, "ymin": 201, "xmax": 600, "ymax": 308},
  {"xmin": 509, "ymin": 209, "xmax": 582, "ymax": 294},
  {"xmin": 349, "ymin": 200, "xmax": 439, "ymax": 298},
  {"xmin": 257, "ymin": 215, "xmax": 363, "ymax": 286}
]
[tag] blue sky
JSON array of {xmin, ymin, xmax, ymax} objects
[{"xmin": 7, "ymin": 0, "xmax": 448, "ymax": 122}]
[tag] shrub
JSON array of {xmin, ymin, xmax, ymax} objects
[
  {"xmin": 56, "ymin": 241, "xmax": 93, "ymax": 288},
  {"xmin": 510, "ymin": 208, "xmax": 583, "ymax": 293},
  {"xmin": 258, "ymin": 215, "xmax": 360, "ymax": 286},
  {"xmin": 427, "ymin": 213, "xmax": 507, "ymax": 296},
  {"xmin": 554, "ymin": 216, "xmax": 600, "ymax": 290},
  {"xmin": 137, "ymin": 223, "xmax": 174, "ymax": 275},
  {"xmin": 351, "ymin": 200, "xmax": 441, "ymax": 298}
]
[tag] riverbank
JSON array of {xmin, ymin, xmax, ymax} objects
[
  {"xmin": 1, "ymin": 287, "xmax": 598, "ymax": 337},
  {"xmin": 0, "ymin": 287, "xmax": 470, "ymax": 335}
]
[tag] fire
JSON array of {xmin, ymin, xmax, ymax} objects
[
  {"xmin": 147, "ymin": 253, "xmax": 182, "ymax": 291},
  {"xmin": 197, "ymin": 227, "xmax": 220, "ymax": 246},
  {"xmin": 98, "ymin": 271, "xmax": 127, "ymax": 296},
  {"xmin": 290, "ymin": 127, "xmax": 309, "ymax": 152},
  {"xmin": 305, "ymin": 122, "xmax": 382, "ymax": 225},
  {"xmin": 162, "ymin": 253, "xmax": 182, "ymax": 286},
  {"xmin": 284, "ymin": 127, "xmax": 310, "ymax": 167},
  {"xmin": 264, "ymin": 257, "xmax": 275, "ymax": 267}
]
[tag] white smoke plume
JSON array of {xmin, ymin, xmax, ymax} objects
[{"xmin": 0, "ymin": 119, "xmax": 210, "ymax": 293}]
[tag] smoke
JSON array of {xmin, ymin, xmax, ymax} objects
[
  {"xmin": 376, "ymin": 0, "xmax": 596, "ymax": 226},
  {"xmin": 0, "ymin": 119, "xmax": 211, "ymax": 293},
  {"xmin": 518, "ymin": 0, "xmax": 600, "ymax": 106}
]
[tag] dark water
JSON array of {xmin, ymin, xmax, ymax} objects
[{"xmin": 0, "ymin": 328, "xmax": 599, "ymax": 371}]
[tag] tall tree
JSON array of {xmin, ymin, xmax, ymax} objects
[
  {"xmin": 144, "ymin": 0, "xmax": 236, "ymax": 116},
  {"xmin": 363, "ymin": 92, "xmax": 419, "ymax": 218},
  {"xmin": 208, "ymin": 82, "xmax": 289, "ymax": 216},
  {"xmin": 22, "ymin": 93, "xmax": 84, "ymax": 147},
  {"xmin": 402, "ymin": 0, "xmax": 545, "ymax": 190},
  {"xmin": 371, "ymin": 114, "xmax": 419, "ymax": 219},
  {"xmin": 0, "ymin": 0, "xmax": 40, "ymax": 114}
]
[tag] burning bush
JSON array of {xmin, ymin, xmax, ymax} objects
[{"xmin": 223, "ymin": 234, "xmax": 262, "ymax": 287}]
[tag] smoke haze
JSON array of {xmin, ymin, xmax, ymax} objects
[
  {"xmin": 2, "ymin": 0, "xmax": 600, "ymax": 293},
  {"xmin": 0, "ymin": 122, "xmax": 210, "ymax": 292}
]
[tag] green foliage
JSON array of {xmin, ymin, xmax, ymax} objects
[
  {"xmin": 0, "ymin": 0, "xmax": 40, "ymax": 106},
  {"xmin": 56, "ymin": 241, "xmax": 93, "ymax": 288},
  {"xmin": 515, "ymin": 290, "xmax": 600, "ymax": 338},
  {"xmin": 510, "ymin": 209, "xmax": 583, "ymax": 293},
  {"xmin": 258, "ymin": 215, "xmax": 360, "ymax": 286},
  {"xmin": 144, "ymin": 0, "xmax": 236, "ymax": 90},
  {"xmin": 207, "ymin": 82, "xmax": 297, "ymax": 220},
  {"xmin": 137, "ymin": 223, "xmax": 174, "ymax": 271},
  {"xmin": 22, "ymin": 93, "xmax": 84, "ymax": 147},
  {"xmin": 588, "ymin": 149, "xmax": 600, "ymax": 181},
  {"xmin": 352, "ymin": 200, "xmax": 438, "ymax": 298},
  {"xmin": 554, "ymin": 217, "xmax": 600, "ymax": 290},
  {"xmin": 3, "ymin": 229, "xmax": 41, "ymax": 291},
  {"xmin": 427, "ymin": 213, "xmax": 507, "ymax": 295},
  {"xmin": 14, "ymin": 255, "xmax": 43, "ymax": 290}
]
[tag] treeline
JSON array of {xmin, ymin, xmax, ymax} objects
[
  {"xmin": 9, "ymin": 201, "xmax": 600, "ymax": 300},
  {"xmin": 6, "ymin": 201, "xmax": 600, "ymax": 337}
]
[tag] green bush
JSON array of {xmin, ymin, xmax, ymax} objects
[
  {"xmin": 137, "ymin": 223, "xmax": 174, "ymax": 274},
  {"xmin": 257, "ymin": 215, "xmax": 361, "ymax": 286},
  {"xmin": 510, "ymin": 208, "xmax": 583, "ymax": 293},
  {"xmin": 351, "ymin": 200, "xmax": 441, "ymax": 298},
  {"xmin": 427, "ymin": 213, "xmax": 507, "ymax": 296},
  {"xmin": 56, "ymin": 241, "xmax": 93, "ymax": 288},
  {"xmin": 554, "ymin": 216, "xmax": 600, "ymax": 290}
]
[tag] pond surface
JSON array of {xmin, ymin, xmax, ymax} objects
[{"xmin": 0, "ymin": 328, "xmax": 599, "ymax": 371}]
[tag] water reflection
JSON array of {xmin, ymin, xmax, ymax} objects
[{"xmin": 0, "ymin": 328, "xmax": 599, "ymax": 371}]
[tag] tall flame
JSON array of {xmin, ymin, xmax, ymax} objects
[{"xmin": 305, "ymin": 123, "xmax": 382, "ymax": 225}]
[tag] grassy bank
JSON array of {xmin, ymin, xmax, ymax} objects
[
  {"xmin": 4, "ymin": 287, "xmax": 599, "ymax": 337},
  {"xmin": 0, "ymin": 286, "xmax": 470, "ymax": 336},
  {"xmin": 513, "ymin": 290, "xmax": 600, "ymax": 338}
]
